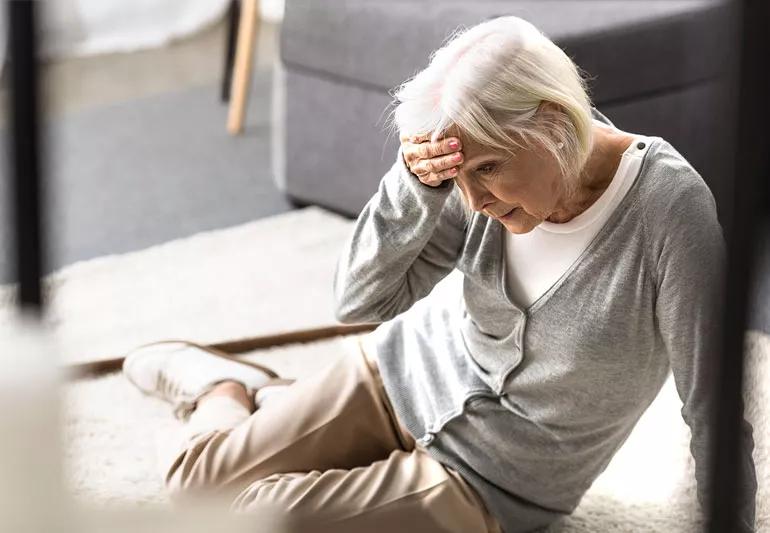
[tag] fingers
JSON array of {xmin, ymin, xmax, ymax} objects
[
  {"xmin": 417, "ymin": 137, "xmax": 462, "ymax": 160},
  {"xmin": 398, "ymin": 131, "xmax": 463, "ymax": 187},
  {"xmin": 434, "ymin": 166, "xmax": 460, "ymax": 181},
  {"xmin": 399, "ymin": 131, "xmax": 432, "ymax": 144},
  {"xmin": 400, "ymin": 134, "xmax": 462, "ymax": 165},
  {"xmin": 410, "ymin": 150, "xmax": 463, "ymax": 176},
  {"xmin": 400, "ymin": 132, "xmax": 461, "ymax": 153},
  {"xmin": 413, "ymin": 167, "xmax": 458, "ymax": 185},
  {"xmin": 417, "ymin": 167, "xmax": 459, "ymax": 187}
]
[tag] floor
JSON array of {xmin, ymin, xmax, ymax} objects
[{"xmin": 0, "ymin": 18, "xmax": 295, "ymax": 284}]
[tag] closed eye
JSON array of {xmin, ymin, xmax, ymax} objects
[
  {"xmin": 475, "ymin": 154, "xmax": 513, "ymax": 180},
  {"xmin": 476, "ymin": 163, "xmax": 496, "ymax": 174}
]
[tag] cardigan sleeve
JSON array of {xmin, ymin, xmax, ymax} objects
[
  {"xmin": 333, "ymin": 146, "xmax": 467, "ymax": 323},
  {"xmin": 651, "ymin": 178, "xmax": 757, "ymax": 531}
]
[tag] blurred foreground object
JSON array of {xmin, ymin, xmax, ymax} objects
[
  {"xmin": 0, "ymin": 311, "xmax": 63, "ymax": 531},
  {"xmin": 0, "ymin": 312, "xmax": 294, "ymax": 532},
  {"xmin": 707, "ymin": 0, "xmax": 769, "ymax": 531},
  {"xmin": 8, "ymin": 0, "xmax": 44, "ymax": 313}
]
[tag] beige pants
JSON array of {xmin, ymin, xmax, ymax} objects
[{"xmin": 155, "ymin": 335, "xmax": 502, "ymax": 533}]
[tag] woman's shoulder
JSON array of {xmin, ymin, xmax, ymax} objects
[
  {"xmin": 637, "ymin": 137, "xmax": 713, "ymax": 198},
  {"xmin": 633, "ymin": 137, "xmax": 721, "ymax": 233},
  {"xmin": 630, "ymin": 136, "xmax": 725, "ymax": 261}
]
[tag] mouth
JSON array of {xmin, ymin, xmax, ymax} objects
[{"xmin": 496, "ymin": 208, "xmax": 517, "ymax": 220}]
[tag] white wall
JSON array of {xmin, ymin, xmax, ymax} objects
[
  {"xmin": 2, "ymin": 0, "xmax": 286, "ymax": 66},
  {"xmin": 40, "ymin": 0, "xmax": 231, "ymax": 58}
]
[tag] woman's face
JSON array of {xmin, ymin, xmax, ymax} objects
[{"xmin": 451, "ymin": 129, "xmax": 567, "ymax": 234}]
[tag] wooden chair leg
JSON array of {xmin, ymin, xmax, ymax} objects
[{"xmin": 227, "ymin": 0, "xmax": 259, "ymax": 135}]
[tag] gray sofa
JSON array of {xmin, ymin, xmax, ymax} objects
[{"xmin": 271, "ymin": 0, "xmax": 738, "ymax": 228}]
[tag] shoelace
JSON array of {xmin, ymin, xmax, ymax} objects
[
  {"xmin": 156, "ymin": 371, "xmax": 185, "ymax": 402},
  {"xmin": 156, "ymin": 371, "xmax": 240, "ymax": 422},
  {"xmin": 156, "ymin": 371, "xmax": 198, "ymax": 419}
]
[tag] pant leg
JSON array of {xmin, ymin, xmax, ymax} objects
[
  {"xmin": 360, "ymin": 335, "xmax": 416, "ymax": 452},
  {"xmin": 231, "ymin": 447, "xmax": 503, "ymax": 533},
  {"xmin": 155, "ymin": 335, "xmax": 414, "ymax": 502}
]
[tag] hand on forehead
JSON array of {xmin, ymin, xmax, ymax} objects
[{"xmin": 407, "ymin": 126, "xmax": 485, "ymax": 154}]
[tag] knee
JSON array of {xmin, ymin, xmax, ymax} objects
[
  {"xmin": 163, "ymin": 453, "xmax": 201, "ymax": 502},
  {"xmin": 231, "ymin": 473, "xmax": 291, "ymax": 510},
  {"xmin": 163, "ymin": 455, "xmax": 189, "ymax": 499},
  {"xmin": 161, "ymin": 433, "xmax": 226, "ymax": 501},
  {"xmin": 231, "ymin": 472, "xmax": 315, "ymax": 512},
  {"xmin": 231, "ymin": 473, "xmax": 332, "ymax": 532}
]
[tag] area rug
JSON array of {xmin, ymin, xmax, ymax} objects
[
  {"xmin": 0, "ymin": 206, "xmax": 353, "ymax": 367},
  {"xmin": 63, "ymin": 330, "xmax": 768, "ymax": 532}
]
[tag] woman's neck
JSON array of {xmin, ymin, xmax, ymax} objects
[{"xmin": 547, "ymin": 124, "xmax": 634, "ymax": 223}]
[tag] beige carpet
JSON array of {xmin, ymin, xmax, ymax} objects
[
  {"xmin": 0, "ymin": 206, "xmax": 353, "ymax": 366},
  {"xmin": 2, "ymin": 205, "xmax": 765, "ymax": 530}
]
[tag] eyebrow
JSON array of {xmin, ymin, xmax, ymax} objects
[{"xmin": 463, "ymin": 155, "xmax": 505, "ymax": 168}]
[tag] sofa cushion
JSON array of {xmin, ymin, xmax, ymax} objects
[{"xmin": 281, "ymin": 0, "xmax": 733, "ymax": 103}]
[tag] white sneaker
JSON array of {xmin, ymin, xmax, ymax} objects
[{"xmin": 122, "ymin": 339, "xmax": 289, "ymax": 421}]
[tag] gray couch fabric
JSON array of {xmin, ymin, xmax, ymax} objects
[{"xmin": 281, "ymin": 0, "xmax": 730, "ymax": 101}]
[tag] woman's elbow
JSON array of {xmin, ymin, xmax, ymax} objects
[
  {"xmin": 334, "ymin": 302, "xmax": 366, "ymax": 324},
  {"xmin": 333, "ymin": 297, "xmax": 395, "ymax": 324}
]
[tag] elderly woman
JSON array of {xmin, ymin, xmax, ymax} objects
[{"xmin": 123, "ymin": 15, "xmax": 757, "ymax": 533}]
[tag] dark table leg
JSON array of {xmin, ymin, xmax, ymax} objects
[
  {"xmin": 7, "ymin": 0, "xmax": 44, "ymax": 314},
  {"xmin": 221, "ymin": 0, "xmax": 241, "ymax": 102}
]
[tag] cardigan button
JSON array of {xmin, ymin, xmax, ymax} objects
[{"xmin": 417, "ymin": 433, "xmax": 435, "ymax": 446}]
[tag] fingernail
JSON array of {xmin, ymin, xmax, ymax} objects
[
  {"xmin": 453, "ymin": 153, "xmax": 462, "ymax": 161},
  {"xmin": 448, "ymin": 140, "xmax": 459, "ymax": 150}
]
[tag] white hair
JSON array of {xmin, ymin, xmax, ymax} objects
[{"xmin": 386, "ymin": 15, "xmax": 596, "ymax": 204}]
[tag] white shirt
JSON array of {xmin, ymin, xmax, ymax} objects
[{"xmin": 504, "ymin": 123, "xmax": 650, "ymax": 308}]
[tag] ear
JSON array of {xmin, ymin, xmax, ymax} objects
[{"xmin": 537, "ymin": 101, "xmax": 564, "ymax": 115}]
